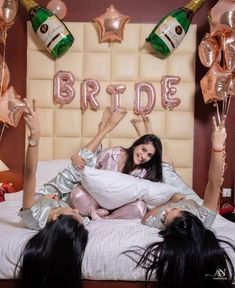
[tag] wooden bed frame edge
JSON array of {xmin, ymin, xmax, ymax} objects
[{"xmin": 0, "ymin": 279, "xmax": 156, "ymax": 288}]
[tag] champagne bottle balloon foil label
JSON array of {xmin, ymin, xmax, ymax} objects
[
  {"xmin": 36, "ymin": 16, "xmax": 70, "ymax": 53},
  {"xmin": 20, "ymin": 0, "xmax": 74, "ymax": 58},
  {"xmin": 146, "ymin": 0, "xmax": 205, "ymax": 59},
  {"xmin": 155, "ymin": 16, "xmax": 185, "ymax": 53}
]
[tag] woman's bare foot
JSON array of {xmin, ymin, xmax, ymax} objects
[
  {"xmin": 103, "ymin": 108, "xmax": 127, "ymax": 132},
  {"xmin": 130, "ymin": 116, "xmax": 147, "ymax": 137},
  {"xmin": 142, "ymin": 115, "xmax": 153, "ymax": 134},
  {"xmin": 83, "ymin": 108, "xmax": 127, "ymax": 153},
  {"xmin": 98, "ymin": 107, "xmax": 112, "ymax": 132}
]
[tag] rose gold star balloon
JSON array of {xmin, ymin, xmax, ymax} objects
[
  {"xmin": 93, "ymin": 4, "xmax": 131, "ymax": 43},
  {"xmin": 0, "ymin": 86, "xmax": 25, "ymax": 126},
  {"xmin": 228, "ymin": 73, "xmax": 235, "ymax": 95},
  {"xmin": 200, "ymin": 63, "xmax": 232, "ymax": 103},
  {"xmin": 223, "ymin": 29, "xmax": 235, "ymax": 72},
  {"xmin": 208, "ymin": 25, "xmax": 235, "ymax": 72},
  {"xmin": 209, "ymin": 0, "xmax": 235, "ymax": 32}
]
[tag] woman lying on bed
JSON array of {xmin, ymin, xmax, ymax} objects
[
  {"xmin": 41, "ymin": 108, "xmax": 179, "ymax": 220},
  {"xmin": 20, "ymin": 100, "xmax": 139, "ymax": 287},
  {"xmin": 22, "ymin": 99, "xmax": 180, "ymax": 231},
  {"xmin": 69, "ymin": 114, "xmax": 199, "ymax": 220},
  {"xmin": 18, "ymin": 99, "xmax": 89, "ymax": 288},
  {"xmin": 20, "ymin": 100, "xmax": 128, "ymax": 230},
  {"xmin": 126, "ymin": 115, "xmax": 235, "ymax": 288},
  {"xmin": 131, "ymin": 115, "xmax": 202, "ymax": 202}
]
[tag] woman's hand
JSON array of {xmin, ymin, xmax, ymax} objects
[
  {"xmin": 211, "ymin": 115, "xmax": 227, "ymax": 151},
  {"xmin": 71, "ymin": 153, "xmax": 87, "ymax": 170},
  {"xmin": 170, "ymin": 193, "xmax": 185, "ymax": 203},
  {"xmin": 24, "ymin": 99, "xmax": 40, "ymax": 140},
  {"xmin": 44, "ymin": 193, "xmax": 59, "ymax": 200}
]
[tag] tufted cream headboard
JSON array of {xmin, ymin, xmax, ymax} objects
[{"xmin": 26, "ymin": 22, "xmax": 196, "ymax": 186}]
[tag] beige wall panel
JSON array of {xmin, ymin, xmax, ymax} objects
[{"xmin": 26, "ymin": 22, "xmax": 197, "ymax": 186}]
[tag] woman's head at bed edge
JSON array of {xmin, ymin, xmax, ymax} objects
[
  {"xmin": 23, "ymin": 200, "xmax": 85, "ymax": 231},
  {"xmin": 19, "ymin": 214, "xmax": 88, "ymax": 288},
  {"xmin": 141, "ymin": 211, "xmax": 234, "ymax": 288},
  {"xmin": 124, "ymin": 134, "xmax": 163, "ymax": 181},
  {"xmin": 47, "ymin": 205, "xmax": 84, "ymax": 224},
  {"xmin": 160, "ymin": 210, "xmax": 212, "ymax": 237}
]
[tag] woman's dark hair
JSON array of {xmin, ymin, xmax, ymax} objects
[
  {"xmin": 122, "ymin": 134, "xmax": 163, "ymax": 182},
  {"xmin": 17, "ymin": 215, "xmax": 88, "ymax": 288},
  {"xmin": 125, "ymin": 211, "xmax": 235, "ymax": 288}
]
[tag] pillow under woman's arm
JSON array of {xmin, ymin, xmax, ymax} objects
[
  {"xmin": 81, "ymin": 167, "xmax": 177, "ymax": 210},
  {"xmin": 162, "ymin": 163, "xmax": 203, "ymax": 204}
]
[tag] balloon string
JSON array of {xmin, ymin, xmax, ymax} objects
[
  {"xmin": 224, "ymin": 94, "xmax": 232, "ymax": 118},
  {"xmin": 214, "ymin": 94, "xmax": 231, "ymax": 127},
  {"xmin": 222, "ymin": 95, "xmax": 226, "ymax": 117},
  {"xmin": 214, "ymin": 102, "xmax": 221, "ymax": 124},
  {"xmin": 0, "ymin": 30, "xmax": 7, "ymax": 100},
  {"xmin": 0, "ymin": 123, "xmax": 7, "ymax": 142}
]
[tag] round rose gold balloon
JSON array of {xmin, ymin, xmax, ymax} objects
[
  {"xmin": 0, "ymin": 0, "xmax": 18, "ymax": 26},
  {"xmin": 198, "ymin": 33, "xmax": 220, "ymax": 68},
  {"xmin": 0, "ymin": 0, "xmax": 18, "ymax": 43},
  {"xmin": 46, "ymin": 0, "xmax": 67, "ymax": 19}
]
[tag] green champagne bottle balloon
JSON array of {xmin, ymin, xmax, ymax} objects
[
  {"xmin": 146, "ymin": 0, "xmax": 205, "ymax": 59},
  {"xmin": 20, "ymin": 0, "xmax": 74, "ymax": 59}
]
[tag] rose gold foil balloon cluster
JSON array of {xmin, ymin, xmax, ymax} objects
[
  {"xmin": 199, "ymin": 0, "xmax": 235, "ymax": 122},
  {"xmin": 0, "ymin": 0, "xmax": 25, "ymax": 141}
]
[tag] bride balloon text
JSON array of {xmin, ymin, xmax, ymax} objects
[{"xmin": 53, "ymin": 71, "xmax": 181, "ymax": 114}]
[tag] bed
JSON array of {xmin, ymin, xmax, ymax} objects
[
  {"xmin": 1, "ymin": 21, "xmax": 235, "ymax": 287},
  {"xmin": 0, "ymin": 159, "xmax": 235, "ymax": 288}
]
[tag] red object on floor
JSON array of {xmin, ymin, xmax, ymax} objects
[
  {"xmin": 0, "ymin": 182, "xmax": 16, "ymax": 193},
  {"xmin": 0, "ymin": 183, "xmax": 17, "ymax": 202},
  {"xmin": 219, "ymin": 206, "xmax": 235, "ymax": 215},
  {"xmin": 0, "ymin": 187, "xmax": 5, "ymax": 202}
]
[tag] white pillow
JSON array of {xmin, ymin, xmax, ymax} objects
[
  {"xmin": 36, "ymin": 159, "xmax": 70, "ymax": 191},
  {"xmin": 81, "ymin": 166, "xmax": 177, "ymax": 210},
  {"xmin": 162, "ymin": 163, "xmax": 203, "ymax": 204}
]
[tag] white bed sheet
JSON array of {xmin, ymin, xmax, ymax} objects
[{"xmin": 0, "ymin": 191, "xmax": 235, "ymax": 281}]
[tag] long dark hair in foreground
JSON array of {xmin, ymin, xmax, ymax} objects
[
  {"xmin": 17, "ymin": 215, "xmax": 88, "ymax": 288},
  {"xmin": 125, "ymin": 211, "xmax": 235, "ymax": 288},
  {"xmin": 123, "ymin": 134, "xmax": 163, "ymax": 182}
]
